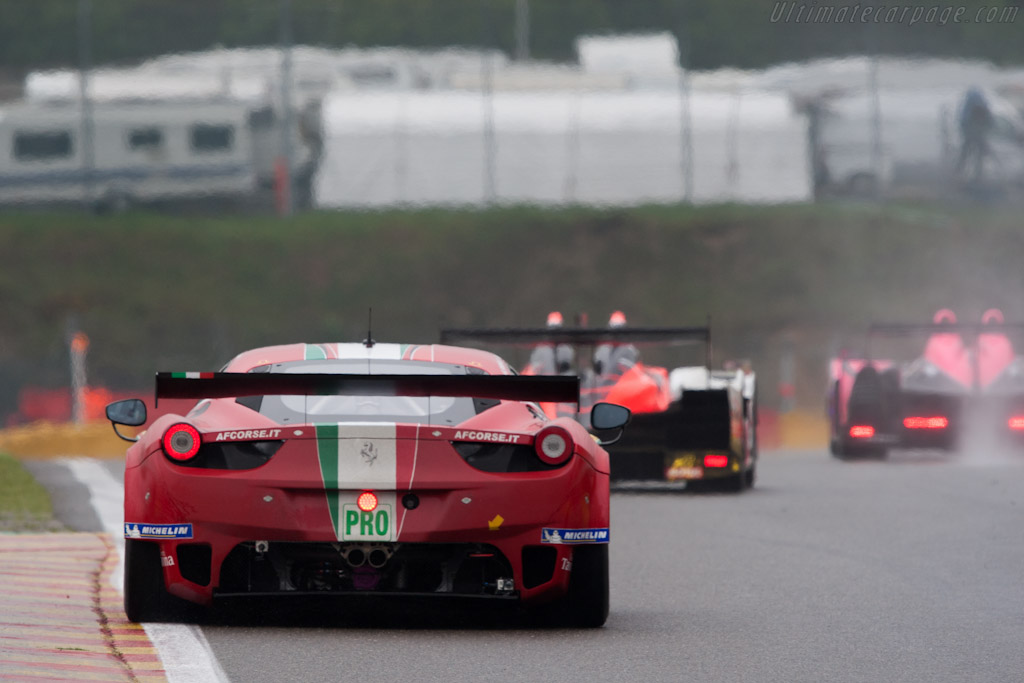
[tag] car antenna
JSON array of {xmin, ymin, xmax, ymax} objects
[{"xmin": 363, "ymin": 308, "xmax": 375, "ymax": 348}]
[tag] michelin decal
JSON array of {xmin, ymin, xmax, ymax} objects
[
  {"xmin": 541, "ymin": 527, "xmax": 610, "ymax": 544},
  {"xmin": 125, "ymin": 523, "xmax": 194, "ymax": 539}
]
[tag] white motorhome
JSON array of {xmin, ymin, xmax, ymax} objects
[{"xmin": 0, "ymin": 100, "xmax": 260, "ymax": 209}]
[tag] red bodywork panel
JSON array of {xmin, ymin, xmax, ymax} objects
[
  {"xmin": 530, "ymin": 363, "xmax": 671, "ymax": 421},
  {"xmin": 978, "ymin": 332, "xmax": 1016, "ymax": 388},
  {"xmin": 601, "ymin": 364, "xmax": 671, "ymax": 414},
  {"xmin": 124, "ymin": 343, "xmax": 609, "ymax": 607},
  {"xmin": 923, "ymin": 332, "xmax": 972, "ymax": 388},
  {"xmin": 529, "ymin": 360, "xmax": 671, "ymax": 420},
  {"xmin": 919, "ymin": 308, "xmax": 1016, "ymax": 390},
  {"xmin": 925, "ymin": 329, "xmax": 1016, "ymax": 389}
]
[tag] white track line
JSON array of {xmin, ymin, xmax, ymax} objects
[{"xmin": 63, "ymin": 458, "xmax": 229, "ymax": 683}]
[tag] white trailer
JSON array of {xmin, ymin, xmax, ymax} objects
[{"xmin": 0, "ymin": 100, "xmax": 259, "ymax": 209}]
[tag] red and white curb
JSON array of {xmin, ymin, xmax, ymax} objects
[
  {"xmin": 63, "ymin": 458, "xmax": 229, "ymax": 683},
  {"xmin": 0, "ymin": 532, "xmax": 165, "ymax": 681}
]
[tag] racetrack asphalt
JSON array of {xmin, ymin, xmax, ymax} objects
[{"xmin": 12, "ymin": 448, "xmax": 1024, "ymax": 683}]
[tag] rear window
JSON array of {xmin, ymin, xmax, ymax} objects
[{"xmin": 239, "ymin": 359, "xmax": 484, "ymax": 426}]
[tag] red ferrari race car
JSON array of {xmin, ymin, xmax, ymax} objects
[
  {"xmin": 440, "ymin": 313, "xmax": 759, "ymax": 492},
  {"xmin": 105, "ymin": 341, "xmax": 630, "ymax": 626},
  {"xmin": 827, "ymin": 309, "xmax": 1024, "ymax": 458}
]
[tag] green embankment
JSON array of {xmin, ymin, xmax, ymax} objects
[
  {"xmin": 0, "ymin": 453, "xmax": 63, "ymax": 532},
  {"xmin": 3, "ymin": 202, "xmax": 1023, "ymax": 415}
]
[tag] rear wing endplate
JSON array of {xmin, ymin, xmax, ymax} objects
[{"xmin": 155, "ymin": 372, "xmax": 579, "ymax": 406}]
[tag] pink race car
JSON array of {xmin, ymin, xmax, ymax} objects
[{"xmin": 828, "ymin": 309, "xmax": 1024, "ymax": 458}]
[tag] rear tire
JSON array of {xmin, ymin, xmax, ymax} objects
[
  {"xmin": 124, "ymin": 540, "xmax": 188, "ymax": 623},
  {"xmin": 831, "ymin": 437, "xmax": 849, "ymax": 460},
  {"xmin": 565, "ymin": 545, "xmax": 609, "ymax": 628},
  {"xmin": 744, "ymin": 464, "xmax": 757, "ymax": 489}
]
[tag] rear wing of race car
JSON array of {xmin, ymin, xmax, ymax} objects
[
  {"xmin": 155, "ymin": 372, "xmax": 579, "ymax": 406},
  {"xmin": 851, "ymin": 321, "xmax": 1024, "ymax": 395},
  {"xmin": 440, "ymin": 326, "xmax": 714, "ymax": 369},
  {"xmin": 865, "ymin": 322, "xmax": 1024, "ymax": 357},
  {"xmin": 868, "ymin": 322, "xmax": 1024, "ymax": 338}
]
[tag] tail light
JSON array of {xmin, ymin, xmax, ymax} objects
[
  {"xmin": 903, "ymin": 416, "xmax": 948, "ymax": 430},
  {"xmin": 357, "ymin": 491, "xmax": 378, "ymax": 512},
  {"xmin": 703, "ymin": 453, "xmax": 729, "ymax": 468},
  {"xmin": 163, "ymin": 423, "xmax": 201, "ymax": 462},
  {"xmin": 534, "ymin": 426, "xmax": 574, "ymax": 466},
  {"xmin": 1009, "ymin": 417, "xmax": 1024, "ymax": 431},
  {"xmin": 849, "ymin": 425, "xmax": 875, "ymax": 438}
]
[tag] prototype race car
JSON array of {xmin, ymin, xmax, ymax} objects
[
  {"xmin": 440, "ymin": 316, "xmax": 758, "ymax": 492},
  {"xmin": 827, "ymin": 309, "xmax": 1024, "ymax": 458},
  {"xmin": 105, "ymin": 341, "xmax": 630, "ymax": 627}
]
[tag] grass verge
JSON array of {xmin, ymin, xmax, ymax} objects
[
  {"xmin": 0, "ymin": 452, "xmax": 64, "ymax": 532},
  {"xmin": 3, "ymin": 201, "xmax": 1024, "ymax": 414}
]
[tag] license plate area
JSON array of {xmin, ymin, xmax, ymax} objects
[
  {"xmin": 340, "ymin": 504, "xmax": 395, "ymax": 541},
  {"xmin": 665, "ymin": 453, "xmax": 703, "ymax": 481}
]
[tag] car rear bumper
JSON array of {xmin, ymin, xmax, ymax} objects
[
  {"xmin": 126, "ymin": 447, "xmax": 608, "ymax": 607},
  {"xmin": 609, "ymin": 448, "xmax": 751, "ymax": 483}
]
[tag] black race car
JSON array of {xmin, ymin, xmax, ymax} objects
[{"xmin": 441, "ymin": 322, "xmax": 758, "ymax": 492}]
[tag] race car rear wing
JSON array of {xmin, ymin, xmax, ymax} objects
[
  {"xmin": 866, "ymin": 322, "xmax": 1024, "ymax": 357},
  {"xmin": 440, "ymin": 326, "xmax": 713, "ymax": 368},
  {"xmin": 155, "ymin": 372, "xmax": 579, "ymax": 406},
  {"xmin": 869, "ymin": 322, "xmax": 1024, "ymax": 337}
]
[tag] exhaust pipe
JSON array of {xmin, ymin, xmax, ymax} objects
[
  {"xmin": 368, "ymin": 548, "xmax": 390, "ymax": 569},
  {"xmin": 345, "ymin": 547, "xmax": 366, "ymax": 567},
  {"xmin": 339, "ymin": 543, "xmax": 395, "ymax": 568}
]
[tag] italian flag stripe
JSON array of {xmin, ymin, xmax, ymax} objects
[
  {"xmin": 315, "ymin": 423, "xmax": 341, "ymax": 534},
  {"xmin": 170, "ymin": 372, "xmax": 213, "ymax": 379}
]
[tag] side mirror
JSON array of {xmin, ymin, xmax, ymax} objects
[
  {"xmin": 106, "ymin": 399, "xmax": 147, "ymax": 442},
  {"xmin": 590, "ymin": 402, "xmax": 631, "ymax": 446}
]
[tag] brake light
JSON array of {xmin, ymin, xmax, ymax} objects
[
  {"xmin": 357, "ymin": 491, "xmax": 378, "ymax": 512},
  {"xmin": 903, "ymin": 416, "xmax": 948, "ymax": 430},
  {"xmin": 1009, "ymin": 417, "xmax": 1024, "ymax": 431},
  {"xmin": 849, "ymin": 425, "xmax": 875, "ymax": 438},
  {"xmin": 162, "ymin": 423, "xmax": 201, "ymax": 461},
  {"xmin": 534, "ymin": 426, "xmax": 574, "ymax": 465},
  {"xmin": 703, "ymin": 454, "xmax": 729, "ymax": 468}
]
